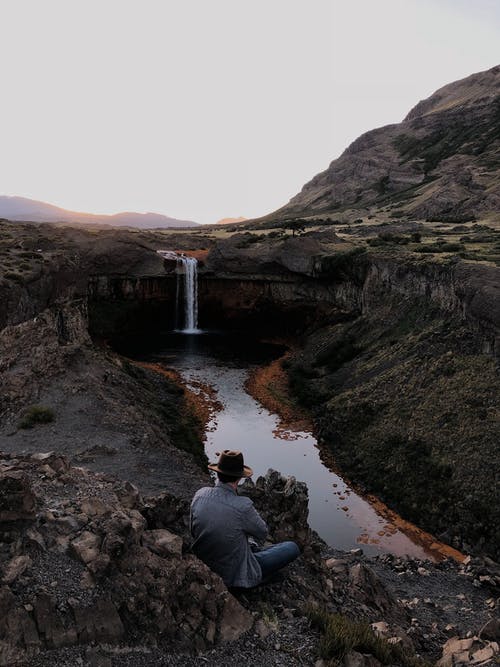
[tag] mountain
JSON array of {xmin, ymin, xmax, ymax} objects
[
  {"xmin": 269, "ymin": 65, "xmax": 500, "ymax": 222},
  {"xmin": 0, "ymin": 196, "xmax": 198, "ymax": 228},
  {"xmin": 216, "ymin": 216, "xmax": 247, "ymax": 225}
]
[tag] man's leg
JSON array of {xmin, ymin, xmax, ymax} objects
[{"xmin": 254, "ymin": 541, "xmax": 300, "ymax": 579}]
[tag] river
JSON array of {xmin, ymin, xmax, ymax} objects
[{"xmin": 140, "ymin": 330, "xmax": 444, "ymax": 560}]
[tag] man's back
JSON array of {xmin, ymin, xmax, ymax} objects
[{"xmin": 190, "ymin": 481, "xmax": 267, "ymax": 588}]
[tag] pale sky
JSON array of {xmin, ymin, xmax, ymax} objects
[{"xmin": 1, "ymin": 0, "xmax": 499, "ymax": 224}]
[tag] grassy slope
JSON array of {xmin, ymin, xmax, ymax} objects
[{"xmin": 287, "ymin": 306, "xmax": 499, "ymax": 559}]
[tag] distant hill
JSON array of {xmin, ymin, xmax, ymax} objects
[
  {"xmin": 0, "ymin": 196, "xmax": 199, "ymax": 228},
  {"xmin": 266, "ymin": 65, "xmax": 500, "ymax": 223},
  {"xmin": 216, "ymin": 216, "xmax": 247, "ymax": 225}
]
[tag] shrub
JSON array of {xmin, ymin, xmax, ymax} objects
[
  {"xmin": 319, "ymin": 247, "xmax": 366, "ymax": 278},
  {"xmin": 280, "ymin": 219, "xmax": 306, "ymax": 236},
  {"xmin": 367, "ymin": 232, "xmax": 410, "ymax": 247},
  {"xmin": 18, "ymin": 405, "xmax": 55, "ymax": 429},
  {"xmin": 314, "ymin": 336, "xmax": 363, "ymax": 371},
  {"xmin": 426, "ymin": 213, "xmax": 477, "ymax": 223},
  {"xmin": 288, "ymin": 364, "xmax": 324, "ymax": 408},
  {"xmin": 235, "ymin": 233, "xmax": 262, "ymax": 248},
  {"xmin": 414, "ymin": 242, "xmax": 465, "ymax": 254},
  {"xmin": 307, "ymin": 607, "xmax": 429, "ymax": 666}
]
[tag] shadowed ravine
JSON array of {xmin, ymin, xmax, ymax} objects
[{"xmin": 139, "ymin": 331, "xmax": 457, "ymax": 561}]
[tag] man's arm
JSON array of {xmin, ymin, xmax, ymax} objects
[{"xmin": 241, "ymin": 501, "xmax": 267, "ymax": 541}]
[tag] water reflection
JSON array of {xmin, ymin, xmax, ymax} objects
[{"xmin": 145, "ymin": 332, "xmax": 436, "ymax": 559}]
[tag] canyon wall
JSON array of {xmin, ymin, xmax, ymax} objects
[
  {"xmin": 1, "ymin": 226, "xmax": 498, "ymax": 558},
  {"xmin": 85, "ymin": 251, "xmax": 499, "ymax": 357}
]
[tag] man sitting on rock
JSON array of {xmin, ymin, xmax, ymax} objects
[{"xmin": 190, "ymin": 450, "xmax": 300, "ymax": 588}]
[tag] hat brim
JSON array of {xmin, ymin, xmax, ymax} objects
[{"xmin": 207, "ymin": 463, "xmax": 253, "ymax": 478}]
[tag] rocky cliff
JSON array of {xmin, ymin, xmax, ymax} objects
[{"xmin": 268, "ymin": 65, "xmax": 500, "ymax": 223}]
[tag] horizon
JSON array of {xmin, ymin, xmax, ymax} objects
[{"xmin": 1, "ymin": 0, "xmax": 499, "ymax": 225}]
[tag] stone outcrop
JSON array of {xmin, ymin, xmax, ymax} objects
[
  {"xmin": 204, "ymin": 233, "xmax": 331, "ymax": 277},
  {"xmin": 1, "ymin": 455, "xmax": 498, "ymax": 666},
  {"xmin": 0, "ymin": 471, "xmax": 36, "ymax": 521},
  {"xmin": 240, "ymin": 469, "xmax": 313, "ymax": 549},
  {"xmin": 0, "ymin": 452, "xmax": 253, "ymax": 666}
]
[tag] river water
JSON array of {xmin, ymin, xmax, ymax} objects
[{"xmin": 141, "ymin": 331, "xmax": 440, "ymax": 560}]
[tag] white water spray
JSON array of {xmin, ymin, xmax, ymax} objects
[
  {"xmin": 157, "ymin": 251, "xmax": 200, "ymax": 333},
  {"xmin": 178, "ymin": 255, "xmax": 199, "ymax": 333}
]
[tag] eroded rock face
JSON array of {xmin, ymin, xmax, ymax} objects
[
  {"xmin": 0, "ymin": 453, "xmax": 252, "ymax": 666},
  {"xmin": 0, "ymin": 300, "xmax": 209, "ymax": 502},
  {"xmin": 205, "ymin": 233, "xmax": 327, "ymax": 277}
]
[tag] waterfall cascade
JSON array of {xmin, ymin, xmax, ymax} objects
[
  {"xmin": 157, "ymin": 251, "xmax": 200, "ymax": 333},
  {"xmin": 177, "ymin": 255, "xmax": 199, "ymax": 333}
]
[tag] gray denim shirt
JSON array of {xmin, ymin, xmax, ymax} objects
[{"xmin": 190, "ymin": 481, "xmax": 268, "ymax": 588}]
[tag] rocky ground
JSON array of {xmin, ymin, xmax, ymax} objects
[
  {"xmin": 1, "ymin": 454, "xmax": 499, "ymax": 667},
  {"xmin": 0, "ymin": 300, "xmax": 211, "ymax": 501}
]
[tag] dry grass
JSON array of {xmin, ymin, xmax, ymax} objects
[{"xmin": 307, "ymin": 607, "xmax": 430, "ymax": 666}]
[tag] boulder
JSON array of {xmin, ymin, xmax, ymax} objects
[
  {"xmin": 33, "ymin": 594, "xmax": 77, "ymax": 649},
  {"xmin": 0, "ymin": 471, "xmax": 36, "ymax": 521},
  {"xmin": 70, "ymin": 531, "xmax": 101, "ymax": 565},
  {"xmin": 143, "ymin": 528, "xmax": 183, "ymax": 557},
  {"xmin": 69, "ymin": 598, "xmax": 124, "ymax": 643},
  {"xmin": 344, "ymin": 650, "xmax": 383, "ymax": 667},
  {"xmin": 348, "ymin": 563, "xmax": 406, "ymax": 623},
  {"xmin": 240, "ymin": 469, "xmax": 311, "ymax": 547},
  {"xmin": 1, "ymin": 555, "xmax": 32, "ymax": 584},
  {"xmin": 218, "ymin": 593, "xmax": 253, "ymax": 642},
  {"xmin": 0, "ymin": 586, "xmax": 40, "ymax": 666},
  {"xmin": 479, "ymin": 617, "xmax": 500, "ymax": 641}
]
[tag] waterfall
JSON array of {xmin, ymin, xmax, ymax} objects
[
  {"xmin": 177, "ymin": 255, "xmax": 199, "ymax": 333},
  {"xmin": 157, "ymin": 250, "xmax": 201, "ymax": 333}
]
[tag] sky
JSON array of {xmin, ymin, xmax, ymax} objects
[{"xmin": 1, "ymin": 0, "xmax": 499, "ymax": 225}]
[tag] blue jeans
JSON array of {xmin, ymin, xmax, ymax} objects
[{"xmin": 254, "ymin": 541, "xmax": 300, "ymax": 579}]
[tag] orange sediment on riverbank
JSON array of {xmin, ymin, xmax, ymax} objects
[
  {"xmin": 132, "ymin": 361, "xmax": 223, "ymax": 441},
  {"xmin": 365, "ymin": 494, "xmax": 466, "ymax": 563},
  {"xmin": 245, "ymin": 354, "xmax": 312, "ymax": 439},
  {"xmin": 316, "ymin": 442, "xmax": 466, "ymax": 563}
]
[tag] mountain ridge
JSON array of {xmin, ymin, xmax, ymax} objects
[
  {"xmin": 266, "ymin": 65, "xmax": 500, "ymax": 223},
  {"xmin": 0, "ymin": 195, "xmax": 199, "ymax": 229}
]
